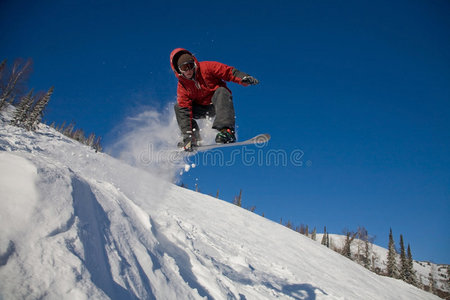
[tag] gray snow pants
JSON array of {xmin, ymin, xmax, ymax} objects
[{"xmin": 174, "ymin": 87, "xmax": 235, "ymax": 137}]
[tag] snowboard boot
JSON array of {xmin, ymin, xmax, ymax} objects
[
  {"xmin": 178, "ymin": 132, "xmax": 200, "ymax": 151},
  {"xmin": 215, "ymin": 128, "xmax": 236, "ymax": 144}
]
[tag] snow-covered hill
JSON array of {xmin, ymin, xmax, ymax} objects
[
  {"xmin": 0, "ymin": 109, "xmax": 442, "ymax": 299},
  {"xmin": 315, "ymin": 234, "xmax": 449, "ymax": 295}
]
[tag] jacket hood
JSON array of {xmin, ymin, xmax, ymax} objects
[{"xmin": 170, "ymin": 48, "xmax": 199, "ymax": 78}]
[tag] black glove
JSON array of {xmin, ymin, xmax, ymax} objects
[{"xmin": 241, "ymin": 75, "xmax": 259, "ymax": 85}]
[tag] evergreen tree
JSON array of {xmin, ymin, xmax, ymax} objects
[
  {"xmin": 56, "ymin": 120, "xmax": 66, "ymax": 133},
  {"xmin": 355, "ymin": 227, "xmax": 372, "ymax": 268},
  {"xmin": 428, "ymin": 266, "xmax": 436, "ymax": 294},
  {"xmin": 63, "ymin": 122, "xmax": 75, "ymax": 137},
  {"xmin": 72, "ymin": 128, "xmax": 86, "ymax": 143},
  {"xmin": 26, "ymin": 86, "xmax": 53, "ymax": 130},
  {"xmin": 447, "ymin": 266, "xmax": 450, "ymax": 287},
  {"xmin": 233, "ymin": 189, "xmax": 242, "ymax": 207},
  {"xmin": 363, "ymin": 240, "xmax": 371, "ymax": 269},
  {"xmin": 386, "ymin": 228, "xmax": 398, "ymax": 278},
  {"xmin": 311, "ymin": 227, "xmax": 317, "ymax": 241},
  {"xmin": 321, "ymin": 226, "xmax": 327, "ymax": 245},
  {"xmin": 342, "ymin": 231, "xmax": 356, "ymax": 259},
  {"xmin": 299, "ymin": 224, "xmax": 306, "ymax": 235},
  {"xmin": 286, "ymin": 220, "xmax": 293, "ymax": 229},
  {"xmin": 10, "ymin": 90, "xmax": 34, "ymax": 126},
  {"xmin": 93, "ymin": 136, "xmax": 102, "ymax": 152},
  {"xmin": 399, "ymin": 234, "xmax": 408, "ymax": 281},
  {"xmin": 407, "ymin": 244, "xmax": 417, "ymax": 285},
  {"xmin": 342, "ymin": 232, "xmax": 351, "ymax": 258},
  {"xmin": 86, "ymin": 133, "xmax": 96, "ymax": 147}
]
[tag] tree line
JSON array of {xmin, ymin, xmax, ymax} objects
[
  {"xmin": 386, "ymin": 228, "xmax": 416, "ymax": 284},
  {"xmin": 287, "ymin": 223, "xmax": 447, "ymax": 298},
  {"xmin": 0, "ymin": 58, "xmax": 102, "ymax": 152},
  {"xmin": 281, "ymin": 217, "xmax": 449, "ymax": 298},
  {"xmin": 48, "ymin": 121, "xmax": 103, "ymax": 152},
  {"xmin": 182, "ymin": 184, "xmax": 447, "ymax": 299}
]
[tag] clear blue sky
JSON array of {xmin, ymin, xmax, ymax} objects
[{"xmin": 1, "ymin": 0, "xmax": 449, "ymax": 264}]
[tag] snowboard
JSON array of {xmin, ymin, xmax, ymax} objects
[{"xmin": 179, "ymin": 133, "xmax": 271, "ymax": 153}]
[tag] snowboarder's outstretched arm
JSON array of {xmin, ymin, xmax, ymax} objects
[
  {"xmin": 202, "ymin": 61, "xmax": 259, "ymax": 87},
  {"xmin": 232, "ymin": 68, "xmax": 259, "ymax": 86}
]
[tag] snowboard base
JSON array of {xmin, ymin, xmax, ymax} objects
[{"xmin": 179, "ymin": 133, "xmax": 271, "ymax": 153}]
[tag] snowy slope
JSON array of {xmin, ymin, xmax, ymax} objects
[
  {"xmin": 315, "ymin": 233, "xmax": 449, "ymax": 294},
  {"xmin": 0, "ymin": 109, "xmax": 441, "ymax": 299}
]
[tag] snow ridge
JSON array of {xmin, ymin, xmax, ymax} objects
[{"xmin": 0, "ymin": 112, "xmax": 441, "ymax": 300}]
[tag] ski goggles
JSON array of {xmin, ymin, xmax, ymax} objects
[{"xmin": 178, "ymin": 62, "xmax": 195, "ymax": 72}]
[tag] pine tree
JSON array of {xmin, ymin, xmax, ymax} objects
[
  {"xmin": 10, "ymin": 90, "xmax": 34, "ymax": 126},
  {"xmin": 63, "ymin": 122, "xmax": 75, "ymax": 137},
  {"xmin": 428, "ymin": 266, "xmax": 436, "ymax": 294},
  {"xmin": 321, "ymin": 226, "xmax": 327, "ymax": 246},
  {"xmin": 311, "ymin": 227, "xmax": 317, "ymax": 241},
  {"xmin": 26, "ymin": 86, "xmax": 53, "ymax": 130},
  {"xmin": 72, "ymin": 128, "xmax": 86, "ymax": 143},
  {"xmin": 386, "ymin": 228, "xmax": 398, "ymax": 278},
  {"xmin": 407, "ymin": 244, "xmax": 417, "ymax": 285},
  {"xmin": 93, "ymin": 136, "xmax": 102, "ymax": 152},
  {"xmin": 447, "ymin": 266, "xmax": 450, "ymax": 287},
  {"xmin": 286, "ymin": 220, "xmax": 293, "ymax": 229},
  {"xmin": 233, "ymin": 189, "xmax": 242, "ymax": 207},
  {"xmin": 56, "ymin": 121, "xmax": 66, "ymax": 133},
  {"xmin": 86, "ymin": 133, "xmax": 96, "ymax": 147},
  {"xmin": 342, "ymin": 232, "xmax": 351, "ymax": 258},
  {"xmin": 355, "ymin": 227, "xmax": 372, "ymax": 268},
  {"xmin": 399, "ymin": 234, "xmax": 408, "ymax": 281},
  {"xmin": 298, "ymin": 224, "xmax": 305, "ymax": 235},
  {"xmin": 342, "ymin": 231, "xmax": 356, "ymax": 259},
  {"xmin": 363, "ymin": 239, "xmax": 371, "ymax": 269}
]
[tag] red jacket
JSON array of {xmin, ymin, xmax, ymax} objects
[{"xmin": 170, "ymin": 48, "xmax": 246, "ymax": 112}]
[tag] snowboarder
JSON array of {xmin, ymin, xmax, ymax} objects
[{"xmin": 170, "ymin": 48, "xmax": 259, "ymax": 151}]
